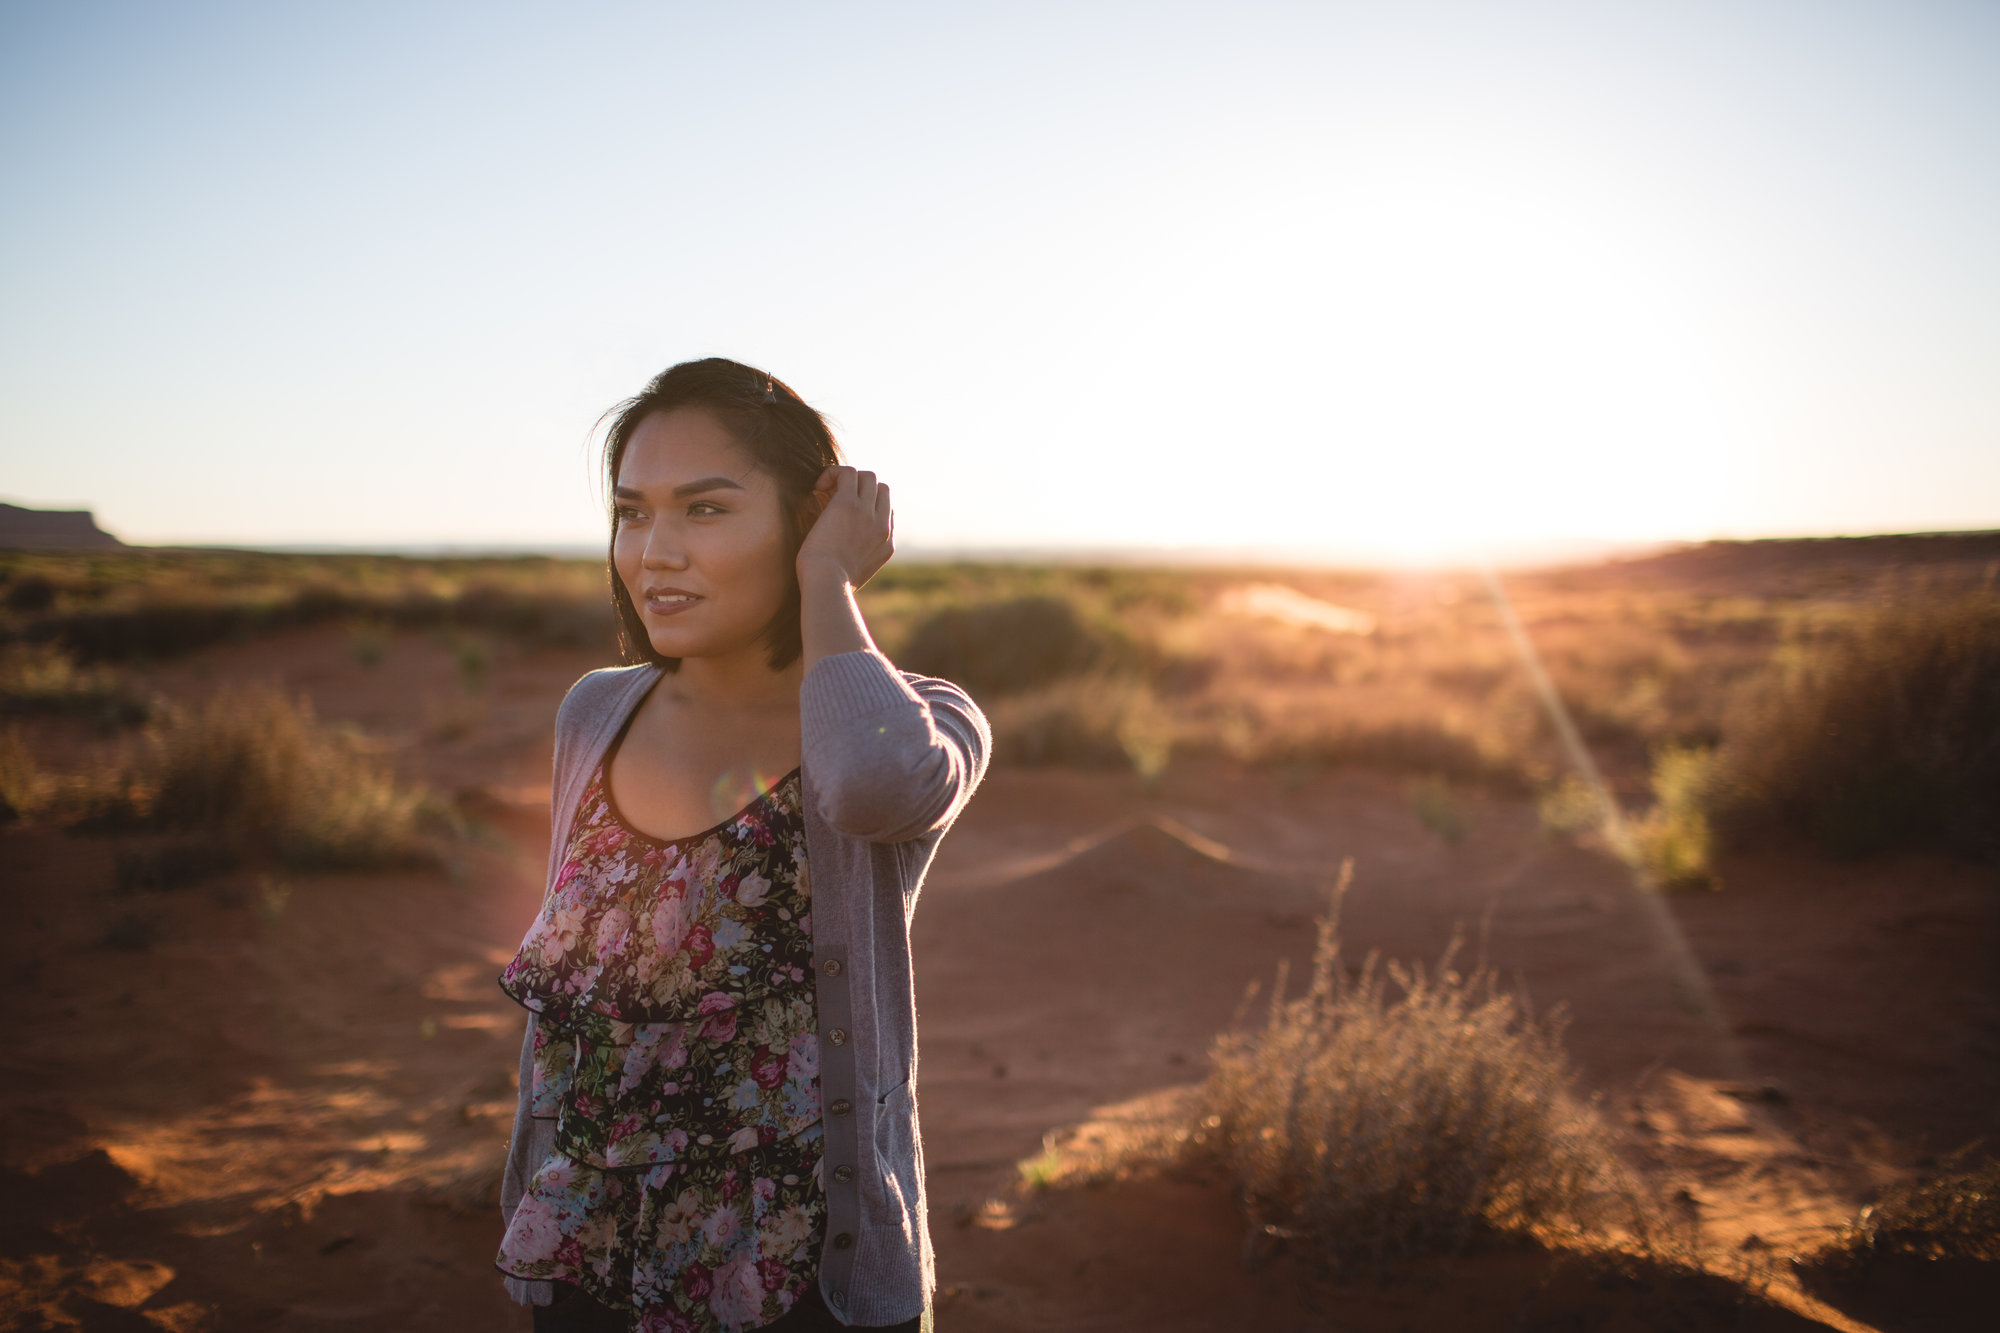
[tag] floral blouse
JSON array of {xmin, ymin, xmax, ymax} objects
[{"xmin": 494, "ymin": 749, "xmax": 824, "ymax": 1333}]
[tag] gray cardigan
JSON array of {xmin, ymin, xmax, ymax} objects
[{"xmin": 498, "ymin": 647, "xmax": 991, "ymax": 1327}]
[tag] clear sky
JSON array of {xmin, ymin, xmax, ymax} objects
[{"xmin": 2, "ymin": 0, "xmax": 1996, "ymax": 564}]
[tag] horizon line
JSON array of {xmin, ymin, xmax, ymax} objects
[{"xmin": 94, "ymin": 527, "xmax": 2000, "ymax": 574}]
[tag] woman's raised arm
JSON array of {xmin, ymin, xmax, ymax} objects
[
  {"xmin": 795, "ymin": 465, "xmax": 990, "ymax": 841},
  {"xmin": 801, "ymin": 649, "xmax": 989, "ymax": 842}
]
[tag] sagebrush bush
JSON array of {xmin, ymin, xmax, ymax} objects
[
  {"xmin": 1625, "ymin": 746, "xmax": 1721, "ymax": 890},
  {"xmin": 1202, "ymin": 865, "xmax": 1623, "ymax": 1276},
  {"xmin": 1537, "ymin": 774, "xmax": 1606, "ymax": 838},
  {"xmin": 140, "ymin": 686, "xmax": 437, "ymax": 868},
  {"xmin": 1410, "ymin": 774, "xmax": 1470, "ymax": 842},
  {"xmin": 0, "ymin": 642, "xmax": 147, "ymax": 726},
  {"xmin": 1717, "ymin": 592, "xmax": 2000, "ymax": 859},
  {"xmin": 897, "ymin": 596, "xmax": 1110, "ymax": 699},
  {"xmin": 984, "ymin": 672, "xmax": 1173, "ymax": 777},
  {"xmin": 1796, "ymin": 1148, "xmax": 2000, "ymax": 1293},
  {"xmin": 0, "ymin": 725, "xmax": 41, "ymax": 822},
  {"xmin": 0, "ymin": 721, "xmax": 146, "ymax": 827}
]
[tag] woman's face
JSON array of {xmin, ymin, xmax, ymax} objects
[{"xmin": 612, "ymin": 407, "xmax": 796, "ymax": 665}]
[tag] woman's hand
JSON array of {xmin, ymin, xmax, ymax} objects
[{"xmin": 797, "ymin": 465, "xmax": 894, "ymax": 590}]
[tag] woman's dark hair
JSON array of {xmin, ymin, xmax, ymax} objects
[{"xmin": 600, "ymin": 357, "xmax": 843, "ymax": 671}]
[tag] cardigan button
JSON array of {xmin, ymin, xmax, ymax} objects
[
  {"xmin": 827, "ymin": 1028, "xmax": 848, "ymax": 1046},
  {"xmin": 831, "ymin": 1232, "xmax": 854, "ymax": 1250},
  {"xmin": 832, "ymin": 1164, "xmax": 854, "ymax": 1184},
  {"xmin": 822, "ymin": 958, "xmax": 843, "ymax": 977},
  {"xmin": 829, "ymin": 1099, "xmax": 852, "ymax": 1115},
  {"xmin": 831, "ymin": 1289, "xmax": 846, "ymax": 1308}
]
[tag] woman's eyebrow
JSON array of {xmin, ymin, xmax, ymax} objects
[{"xmin": 613, "ymin": 477, "xmax": 747, "ymax": 500}]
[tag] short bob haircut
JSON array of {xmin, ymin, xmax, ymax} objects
[{"xmin": 599, "ymin": 357, "xmax": 844, "ymax": 672}]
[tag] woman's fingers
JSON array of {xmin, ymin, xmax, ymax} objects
[
  {"xmin": 798, "ymin": 464, "xmax": 892, "ymax": 581},
  {"xmin": 817, "ymin": 466, "xmax": 886, "ymax": 514}
]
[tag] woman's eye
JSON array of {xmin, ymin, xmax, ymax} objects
[
  {"xmin": 614, "ymin": 506, "xmax": 643, "ymax": 522},
  {"xmin": 688, "ymin": 501, "xmax": 725, "ymax": 517}
]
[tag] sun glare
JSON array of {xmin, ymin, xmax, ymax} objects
[
  {"xmin": 1236, "ymin": 153, "xmax": 1742, "ymax": 560},
  {"xmin": 886, "ymin": 136, "xmax": 1747, "ymax": 565}
]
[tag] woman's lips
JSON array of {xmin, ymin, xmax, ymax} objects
[{"xmin": 643, "ymin": 593, "xmax": 702, "ymax": 617}]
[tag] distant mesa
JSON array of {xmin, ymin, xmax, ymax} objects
[{"xmin": 0, "ymin": 502, "xmax": 125, "ymax": 550}]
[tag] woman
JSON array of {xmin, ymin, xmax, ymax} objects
[{"xmin": 494, "ymin": 358, "xmax": 990, "ymax": 1332}]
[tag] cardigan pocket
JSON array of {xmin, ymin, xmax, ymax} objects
[{"xmin": 867, "ymin": 1077, "xmax": 919, "ymax": 1235}]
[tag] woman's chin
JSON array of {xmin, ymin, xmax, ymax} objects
[
  {"xmin": 644, "ymin": 628, "xmax": 740, "ymax": 662},
  {"xmin": 646, "ymin": 631, "xmax": 701, "ymax": 659}
]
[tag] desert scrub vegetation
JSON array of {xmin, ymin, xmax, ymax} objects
[
  {"xmin": 1623, "ymin": 745, "xmax": 1723, "ymax": 889},
  {"xmin": 1200, "ymin": 864, "xmax": 1629, "ymax": 1277},
  {"xmin": 0, "ymin": 642, "xmax": 148, "ymax": 727},
  {"xmin": 1711, "ymin": 589, "xmax": 2000, "ymax": 860},
  {"xmin": 1801, "ymin": 1149, "xmax": 2000, "ymax": 1272},
  {"xmin": 136, "ymin": 686, "xmax": 443, "ymax": 868},
  {"xmin": 1793, "ymin": 1149, "xmax": 2000, "ymax": 1322},
  {"xmin": 9, "ymin": 536, "xmax": 1996, "ymax": 813},
  {"xmin": 0, "ymin": 549, "xmax": 616, "ymax": 662},
  {"xmin": 897, "ymin": 595, "xmax": 1121, "ymax": 697},
  {"xmin": 0, "ymin": 686, "xmax": 442, "ymax": 868}
]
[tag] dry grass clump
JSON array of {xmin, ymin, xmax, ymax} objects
[
  {"xmin": 898, "ymin": 595, "xmax": 1117, "ymax": 698},
  {"xmin": 1793, "ymin": 1149, "xmax": 2000, "ymax": 1317},
  {"xmin": 0, "ymin": 725, "xmax": 45, "ymax": 822},
  {"xmin": 136, "ymin": 686, "xmax": 440, "ymax": 868},
  {"xmin": 984, "ymin": 672, "xmax": 1174, "ymax": 778},
  {"xmin": 1809, "ymin": 1150, "xmax": 2000, "ymax": 1268},
  {"xmin": 1625, "ymin": 745, "xmax": 1722, "ymax": 889},
  {"xmin": 1715, "ymin": 590, "xmax": 2000, "ymax": 859},
  {"xmin": 1201, "ymin": 864, "xmax": 1626, "ymax": 1277},
  {"xmin": 3, "ymin": 687, "xmax": 441, "ymax": 869},
  {"xmin": 0, "ymin": 724, "xmax": 149, "ymax": 828},
  {"xmin": 0, "ymin": 642, "xmax": 148, "ymax": 727}
]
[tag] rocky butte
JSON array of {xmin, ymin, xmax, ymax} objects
[{"xmin": 0, "ymin": 501, "xmax": 125, "ymax": 549}]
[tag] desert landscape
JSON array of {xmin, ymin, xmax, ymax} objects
[{"xmin": 2, "ymin": 536, "xmax": 1996, "ymax": 1331}]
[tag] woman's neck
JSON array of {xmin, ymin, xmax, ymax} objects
[{"xmin": 664, "ymin": 646, "xmax": 805, "ymax": 713}]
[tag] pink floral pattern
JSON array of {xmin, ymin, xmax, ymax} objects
[{"xmin": 496, "ymin": 762, "xmax": 823, "ymax": 1331}]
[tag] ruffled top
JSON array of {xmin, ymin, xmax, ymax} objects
[{"xmin": 494, "ymin": 748, "xmax": 824, "ymax": 1332}]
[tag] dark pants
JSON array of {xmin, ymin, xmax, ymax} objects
[{"xmin": 532, "ymin": 1279, "xmax": 926, "ymax": 1332}]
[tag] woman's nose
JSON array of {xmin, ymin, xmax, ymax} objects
[{"xmin": 641, "ymin": 522, "xmax": 688, "ymax": 568}]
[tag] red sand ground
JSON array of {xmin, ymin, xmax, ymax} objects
[{"xmin": 3, "ymin": 624, "xmax": 1996, "ymax": 1330}]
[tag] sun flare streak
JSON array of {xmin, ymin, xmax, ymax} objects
[{"xmin": 1481, "ymin": 563, "xmax": 1749, "ymax": 1082}]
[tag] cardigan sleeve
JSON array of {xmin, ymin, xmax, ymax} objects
[
  {"xmin": 494, "ymin": 672, "xmax": 611, "ymax": 1305},
  {"xmin": 800, "ymin": 648, "xmax": 991, "ymax": 844}
]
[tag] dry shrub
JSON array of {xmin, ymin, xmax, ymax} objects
[
  {"xmin": 1808, "ymin": 1149, "xmax": 2000, "ymax": 1269},
  {"xmin": 985, "ymin": 672, "xmax": 1172, "ymax": 778},
  {"xmin": 898, "ymin": 596, "xmax": 1111, "ymax": 699},
  {"xmin": 1718, "ymin": 591, "xmax": 2000, "ymax": 859},
  {"xmin": 1202, "ymin": 864, "xmax": 1624, "ymax": 1277},
  {"xmin": 1411, "ymin": 774, "xmax": 1470, "ymax": 842},
  {"xmin": 1794, "ymin": 1149, "xmax": 2000, "ymax": 1320},
  {"xmin": 1537, "ymin": 774, "xmax": 1606, "ymax": 838},
  {"xmin": 0, "ymin": 723, "xmax": 146, "ymax": 827},
  {"xmin": 1626, "ymin": 745, "xmax": 1720, "ymax": 889},
  {"xmin": 139, "ymin": 686, "xmax": 438, "ymax": 869},
  {"xmin": 1193, "ymin": 690, "xmax": 1525, "ymax": 788},
  {"xmin": 0, "ymin": 725, "xmax": 41, "ymax": 822},
  {"xmin": 0, "ymin": 642, "xmax": 147, "ymax": 726}
]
